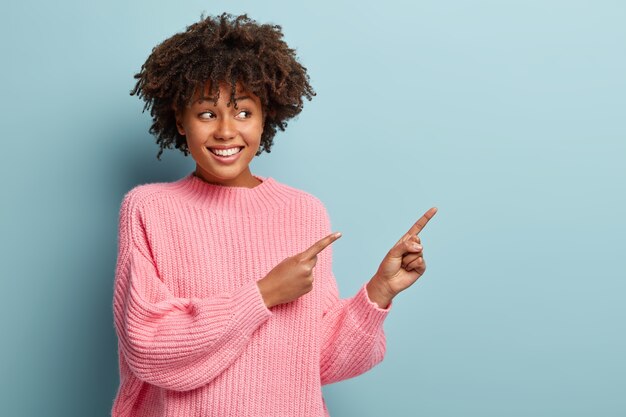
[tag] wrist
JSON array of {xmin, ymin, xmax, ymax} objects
[
  {"xmin": 366, "ymin": 277, "xmax": 394, "ymax": 309},
  {"xmin": 256, "ymin": 281, "xmax": 276, "ymax": 309}
]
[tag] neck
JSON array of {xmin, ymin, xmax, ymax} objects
[
  {"xmin": 193, "ymin": 168, "xmax": 262, "ymax": 189},
  {"xmin": 170, "ymin": 171, "xmax": 298, "ymax": 216}
]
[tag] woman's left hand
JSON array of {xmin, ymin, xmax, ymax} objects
[{"xmin": 366, "ymin": 207, "xmax": 437, "ymax": 308}]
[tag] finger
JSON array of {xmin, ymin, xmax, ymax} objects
[
  {"xmin": 402, "ymin": 247, "xmax": 424, "ymax": 265},
  {"xmin": 400, "ymin": 240, "xmax": 423, "ymax": 267},
  {"xmin": 397, "ymin": 207, "xmax": 438, "ymax": 245},
  {"xmin": 389, "ymin": 237, "xmax": 423, "ymax": 259},
  {"xmin": 301, "ymin": 232, "xmax": 342, "ymax": 260},
  {"xmin": 406, "ymin": 207, "xmax": 437, "ymax": 237},
  {"xmin": 405, "ymin": 256, "xmax": 425, "ymax": 272},
  {"xmin": 401, "ymin": 252, "xmax": 423, "ymax": 268},
  {"xmin": 407, "ymin": 234, "xmax": 420, "ymax": 245},
  {"xmin": 404, "ymin": 258, "xmax": 422, "ymax": 272},
  {"xmin": 398, "ymin": 235, "xmax": 421, "ymax": 247}
]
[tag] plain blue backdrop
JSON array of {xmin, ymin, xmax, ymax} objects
[{"xmin": 1, "ymin": 1, "xmax": 625, "ymax": 416}]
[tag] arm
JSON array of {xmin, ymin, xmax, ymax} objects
[
  {"xmin": 319, "ymin": 270, "xmax": 391, "ymax": 385},
  {"xmin": 112, "ymin": 192, "xmax": 272, "ymax": 392},
  {"xmin": 316, "ymin": 208, "xmax": 392, "ymax": 385},
  {"xmin": 319, "ymin": 205, "xmax": 438, "ymax": 385}
]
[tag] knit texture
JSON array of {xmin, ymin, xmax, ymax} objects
[{"xmin": 111, "ymin": 172, "xmax": 391, "ymax": 417}]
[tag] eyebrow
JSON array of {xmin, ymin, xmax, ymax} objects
[{"xmin": 195, "ymin": 95, "xmax": 252, "ymax": 104}]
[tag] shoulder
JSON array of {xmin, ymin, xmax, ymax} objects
[
  {"xmin": 273, "ymin": 178, "xmax": 328, "ymax": 209},
  {"xmin": 272, "ymin": 178, "xmax": 331, "ymax": 224},
  {"xmin": 118, "ymin": 178, "xmax": 180, "ymax": 220},
  {"xmin": 116, "ymin": 178, "xmax": 182, "ymax": 259}
]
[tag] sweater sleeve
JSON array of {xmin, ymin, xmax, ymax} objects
[
  {"xmin": 112, "ymin": 191, "xmax": 272, "ymax": 392},
  {"xmin": 317, "ymin": 207, "xmax": 392, "ymax": 386}
]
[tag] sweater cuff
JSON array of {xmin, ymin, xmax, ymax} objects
[
  {"xmin": 232, "ymin": 281, "xmax": 273, "ymax": 329},
  {"xmin": 195, "ymin": 280, "xmax": 272, "ymax": 338},
  {"xmin": 348, "ymin": 283, "xmax": 392, "ymax": 336}
]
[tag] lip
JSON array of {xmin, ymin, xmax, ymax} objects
[
  {"xmin": 206, "ymin": 146, "xmax": 244, "ymax": 164},
  {"xmin": 207, "ymin": 145, "xmax": 244, "ymax": 150}
]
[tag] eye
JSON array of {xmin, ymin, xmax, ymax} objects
[
  {"xmin": 198, "ymin": 111, "xmax": 215, "ymax": 120},
  {"xmin": 235, "ymin": 110, "xmax": 251, "ymax": 119}
]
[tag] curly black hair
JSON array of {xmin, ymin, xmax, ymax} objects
[{"xmin": 130, "ymin": 12, "xmax": 316, "ymax": 160}]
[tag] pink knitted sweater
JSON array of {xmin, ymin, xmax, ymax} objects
[{"xmin": 111, "ymin": 172, "xmax": 391, "ymax": 417}]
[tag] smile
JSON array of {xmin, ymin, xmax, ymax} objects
[
  {"xmin": 206, "ymin": 146, "xmax": 244, "ymax": 164},
  {"xmin": 207, "ymin": 147, "xmax": 243, "ymax": 156}
]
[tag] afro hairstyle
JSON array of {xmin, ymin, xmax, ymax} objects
[{"xmin": 130, "ymin": 12, "xmax": 316, "ymax": 160}]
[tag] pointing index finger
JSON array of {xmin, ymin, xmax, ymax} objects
[
  {"xmin": 405, "ymin": 207, "xmax": 438, "ymax": 237},
  {"xmin": 302, "ymin": 232, "xmax": 342, "ymax": 260}
]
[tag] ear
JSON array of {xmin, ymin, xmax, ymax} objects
[{"xmin": 173, "ymin": 106, "xmax": 186, "ymax": 136}]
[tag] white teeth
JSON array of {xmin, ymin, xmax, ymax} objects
[{"xmin": 209, "ymin": 147, "xmax": 242, "ymax": 156}]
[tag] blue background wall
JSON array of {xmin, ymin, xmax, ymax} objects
[{"xmin": 2, "ymin": 1, "xmax": 624, "ymax": 416}]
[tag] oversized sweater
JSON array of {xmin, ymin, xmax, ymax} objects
[{"xmin": 110, "ymin": 171, "xmax": 392, "ymax": 417}]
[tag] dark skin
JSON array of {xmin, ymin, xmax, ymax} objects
[
  {"xmin": 367, "ymin": 207, "xmax": 438, "ymax": 308},
  {"xmin": 257, "ymin": 207, "xmax": 438, "ymax": 309}
]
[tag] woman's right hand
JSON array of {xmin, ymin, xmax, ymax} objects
[{"xmin": 257, "ymin": 232, "xmax": 342, "ymax": 308}]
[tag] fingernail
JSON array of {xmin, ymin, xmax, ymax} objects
[
  {"xmin": 334, "ymin": 232, "xmax": 342, "ymax": 238},
  {"xmin": 412, "ymin": 244, "xmax": 422, "ymax": 250}
]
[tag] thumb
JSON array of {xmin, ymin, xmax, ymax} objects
[{"xmin": 387, "ymin": 239, "xmax": 417, "ymax": 259}]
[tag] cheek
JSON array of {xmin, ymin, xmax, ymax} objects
[
  {"xmin": 242, "ymin": 121, "xmax": 264, "ymax": 143},
  {"xmin": 183, "ymin": 123, "xmax": 208, "ymax": 143}
]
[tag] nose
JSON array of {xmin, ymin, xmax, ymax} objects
[{"xmin": 214, "ymin": 116, "xmax": 237, "ymax": 140}]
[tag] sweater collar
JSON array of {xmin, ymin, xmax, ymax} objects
[{"xmin": 172, "ymin": 171, "xmax": 297, "ymax": 215}]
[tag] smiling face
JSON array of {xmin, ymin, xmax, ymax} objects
[{"xmin": 175, "ymin": 81, "xmax": 265, "ymax": 188}]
